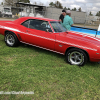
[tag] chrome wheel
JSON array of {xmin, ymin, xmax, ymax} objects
[
  {"xmin": 6, "ymin": 34, "xmax": 15, "ymax": 46},
  {"xmin": 69, "ymin": 51, "xmax": 84, "ymax": 65},
  {"xmin": 66, "ymin": 48, "xmax": 88, "ymax": 66},
  {"xmin": 5, "ymin": 32, "xmax": 19, "ymax": 47}
]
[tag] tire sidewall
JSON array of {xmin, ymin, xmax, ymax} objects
[
  {"xmin": 5, "ymin": 32, "xmax": 19, "ymax": 47},
  {"xmin": 66, "ymin": 49, "xmax": 87, "ymax": 66}
]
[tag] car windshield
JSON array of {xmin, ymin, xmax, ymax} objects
[{"xmin": 50, "ymin": 21, "xmax": 67, "ymax": 32}]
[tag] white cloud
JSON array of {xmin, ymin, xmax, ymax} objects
[
  {"xmin": 70, "ymin": 4, "xmax": 80, "ymax": 9},
  {"xmin": 95, "ymin": 3, "xmax": 100, "ymax": 7},
  {"xmin": 92, "ymin": 7, "xmax": 98, "ymax": 11},
  {"xmin": 75, "ymin": 0, "xmax": 86, "ymax": 3}
]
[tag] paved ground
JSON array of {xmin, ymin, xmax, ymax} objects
[
  {"xmin": 74, "ymin": 24, "xmax": 98, "ymax": 29},
  {"xmin": 0, "ymin": 17, "xmax": 15, "ymax": 21},
  {"xmin": 0, "ymin": 17, "xmax": 99, "ymax": 29}
]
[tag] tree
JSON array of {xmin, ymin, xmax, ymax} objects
[
  {"xmin": 49, "ymin": 2, "xmax": 55, "ymax": 7},
  {"xmin": 4, "ymin": 0, "xmax": 16, "ymax": 6},
  {"xmin": 4, "ymin": 0, "xmax": 30, "ymax": 6},
  {"xmin": 78, "ymin": 7, "xmax": 81, "ymax": 12},
  {"xmin": 67, "ymin": 8, "xmax": 70, "ymax": 10},
  {"xmin": 55, "ymin": 1, "xmax": 63, "ymax": 9},
  {"xmin": 89, "ymin": 11, "xmax": 93, "ymax": 16},
  {"xmin": 34, "ymin": 2, "xmax": 37, "ymax": 5},
  {"xmin": 1, "ymin": 2, "xmax": 3, "ymax": 5},
  {"xmin": 64, "ymin": 7, "xmax": 67, "ymax": 10},
  {"xmin": 96, "ymin": 11, "xmax": 100, "ymax": 16},
  {"xmin": 49, "ymin": 1, "xmax": 63, "ymax": 9},
  {"xmin": 72, "ymin": 7, "xmax": 77, "ymax": 11},
  {"xmin": 17, "ymin": 0, "xmax": 30, "ymax": 3}
]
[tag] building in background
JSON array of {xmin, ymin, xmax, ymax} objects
[
  {"xmin": 1, "ymin": 2, "xmax": 100, "ymax": 25},
  {"xmin": 86, "ymin": 15, "xmax": 100, "ymax": 25},
  {"xmin": 14, "ymin": 2, "xmax": 46, "ymax": 18},
  {"xmin": 45, "ymin": 7, "xmax": 86, "ymax": 24}
]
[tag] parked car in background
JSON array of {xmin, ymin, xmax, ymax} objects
[
  {"xmin": 0, "ymin": 6, "xmax": 12, "ymax": 17},
  {"xmin": 0, "ymin": 17, "xmax": 100, "ymax": 66}
]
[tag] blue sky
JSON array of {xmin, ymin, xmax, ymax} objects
[{"xmin": 1, "ymin": 0, "xmax": 100, "ymax": 15}]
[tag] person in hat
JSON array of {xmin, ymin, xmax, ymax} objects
[
  {"xmin": 59, "ymin": 9, "xmax": 66, "ymax": 23},
  {"xmin": 62, "ymin": 10, "xmax": 73, "ymax": 31}
]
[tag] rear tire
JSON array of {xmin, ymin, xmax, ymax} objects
[
  {"xmin": 5, "ymin": 32, "xmax": 19, "ymax": 47},
  {"xmin": 66, "ymin": 48, "xmax": 88, "ymax": 66}
]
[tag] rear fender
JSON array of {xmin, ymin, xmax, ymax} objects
[{"xmin": 5, "ymin": 30, "xmax": 21, "ymax": 41}]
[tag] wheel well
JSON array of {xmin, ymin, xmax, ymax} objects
[
  {"xmin": 5, "ymin": 30, "xmax": 14, "ymax": 35},
  {"xmin": 4, "ymin": 30, "xmax": 20, "ymax": 47},
  {"xmin": 65, "ymin": 47, "xmax": 90, "ymax": 61}
]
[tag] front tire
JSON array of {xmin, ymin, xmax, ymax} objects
[
  {"xmin": 5, "ymin": 32, "xmax": 19, "ymax": 47},
  {"xmin": 66, "ymin": 48, "xmax": 88, "ymax": 66}
]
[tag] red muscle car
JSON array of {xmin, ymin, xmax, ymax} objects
[{"xmin": 0, "ymin": 17, "xmax": 100, "ymax": 66}]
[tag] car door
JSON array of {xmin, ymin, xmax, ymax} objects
[
  {"xmin": 21, "ymin": 19, "xmax": 56, "ymax": 50},
  {"xmin": 18, "ymin": 19, "xmax": 30, "ymax": 42}
]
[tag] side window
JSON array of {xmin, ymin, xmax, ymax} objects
[
  {"xmin": 41, "ymin": 22, "xmax": 52, "ymax": 32},
  {"xmin": 21, "ymin": 20, "xmax": 30, "ymax": 28},
  {"xmin": 29, "ymin": 19, "xmax": 52, "ymax": 32}
]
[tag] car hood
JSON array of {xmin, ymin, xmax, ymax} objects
[{"xmin": 59, "ymin": 31, "xmax": 100, "ymax": 46}]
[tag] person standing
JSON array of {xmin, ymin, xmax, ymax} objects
[
  {"xmin": 62, "ymin": 10, "xmax": 73, "ymax": 31},
  {"xmin": 59, "ymin": 9, "xmax": 66, "ymax": 23}
]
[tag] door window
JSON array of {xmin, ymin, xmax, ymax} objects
[
  {"xmin": 21, "ymin": 20, "xmax": 30, "ymax": 28},
  {"xmin": 29, "ymin": 19, "xmax": 52, "ymax": 32}
]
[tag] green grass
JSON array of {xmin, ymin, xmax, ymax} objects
[{"xmin": 0, "ymin": 34, "xmax": 100, "ymax": 100}]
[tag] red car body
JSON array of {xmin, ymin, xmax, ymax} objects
[{"xmin": 0, "ymin": 17, "xmax": 100, "ymax": 66}]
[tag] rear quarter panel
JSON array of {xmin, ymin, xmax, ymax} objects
[{"xmin": 0, "ymin": 21, "xmax": 21, "ymax": 38}]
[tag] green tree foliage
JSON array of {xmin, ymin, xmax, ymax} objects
[
  {"xmin": 1, "ymin": 2, "xmax": 3, "ymax": 5},
  {"xmin": 4, "ymin": 0, "xmax": 17, "ymax": 6},
  {"xmin": 72, "ymin": 7, "xmax": 77, "ymax": 11},
  {"xmin": 96, "ymin": 11, "xmax": 100, "ymax": 16},
  {"xmin": 4, "ymin": 0, "xmax": 30, "ymax": 6},
  {"xmin": 49, "ymin": 1, "xmax": 63, "ymax": 9},
  {"xmin": 49, "ymin": 2, "xmax": 55, "ymax": 7},
  {"xmin": 55, "ymin": 1, "xmax": 63, "ymax": 9},
  {"xmin": 67, "ymin": 8, "xmax": 70, "ymax": 10},
  {"xmin": 18, "ymin": 0, "xmax": 30, "ymax": 3},
  {"xmin": 89, "ymin": 11, "xmax": 93, "ymax": 16},
  {"xmin": 78, "ymin": 7, "xmax": 81, "ymax": 12},
  {"xmin": 64, "ymin": 7, "xmax": 67, "ymax": 10}
]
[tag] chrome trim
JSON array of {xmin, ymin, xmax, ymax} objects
[{"xmin": 20, "ymin": 41, "xmax": 64, "ymax": 55}]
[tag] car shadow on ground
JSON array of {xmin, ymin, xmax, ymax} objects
[
  {"xmin": 20, "ymin": 43, "xmax": 100, "ymax": 68},
  {"xmin": 20, "ymin": 43, "xmax": 64, "ymax": 59}
]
